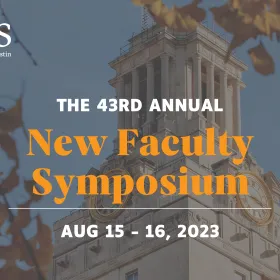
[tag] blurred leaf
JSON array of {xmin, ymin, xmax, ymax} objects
[
  {"xmin": 0, "ymin": 263, "xmax": 38, "ymax": 280},
  {"xmin": 231, "ymin": 0, "xmax": 267, "ymax": 17},
  {"xmin": 130, "ymin": 0, "xmax": 280, "ymax": 75},
  {"xmin": 268, "ymin": 4, "xmax": 280, "ymax": 41},
  {"xmin": 131, "ymin": 0, "xmax": 158, "ymax": 5},
  {"xmin": 0, "ymin": 244, "xmax": 20, "ymax": 261},
  {"xmin": 211, "ymin": 4, "xmax": 262, "ymax": 60},
  {"xmin": 146, "ymin": 0, "xmax": 168, "ymax": 26},
  {"xmin": 270, "ymin": 0, "xmax": 280, "ymax": 13},
  {"xmin": 0, "ymin": 202, "xmax": 8, "ymax": 227},
  {"xmin": 0, "ymin": 133, "xmax": 17, "ymax": 160},
  {"xmin": 265, "ymin": 11, "xmax": 280, "ymax": 35},
  {"xmin": 24, "ymin": 180, "xmax": 43, "ymax": 202},
  {"xmin": 138, "ymin": 0, "xmax": 205, "ymax": 32},
  {"xmin": 0, "ymin": 85, "xmax": 50, "ymax": 279},
  {"xmin": 7, "ymin": 201, "xmax": 32, "ymax": 235},
  {"xmin": 0, "ymin": 97, "xmax": 22, "ymax": 133},
  {"xmin": 0, "ymin": 133, "xmax": 19, "ymax": 195},
  {"xmin": 176, "ymin": 0, "xmax": 206, "ymax": 23},
  {"xmin": 248, "ymin": 42, "xmax": 275, "ymax": 75},
  {"xmin": 20, "ymin": 216, "xmax": 53, "ymax": 268},
  {"xmin": 0, "ymin": 166, "xmax": 19, "ymax": 195}
]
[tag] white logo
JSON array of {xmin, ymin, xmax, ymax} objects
[{"xmin": 0, "ymin": 23, "xmax": 11, "ymax": 48}]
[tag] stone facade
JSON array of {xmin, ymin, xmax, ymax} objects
[{"xmin": 51, "ymin": 24, "xmax": 280, "ymax": 280}]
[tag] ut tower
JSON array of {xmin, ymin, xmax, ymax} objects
[{"xmin": 51, "ymin": 24, "xmax": 280, "ymax": 280}]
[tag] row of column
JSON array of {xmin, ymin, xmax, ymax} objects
[
  {"xmin": 190, "ymin": 54, "xmax": 241, "ymax": 136},
  {"xmin": 116, "ymin": 53, "xmax": 241, "ymax": 137},
  {"xmin": 116, "ymin": 53, "xmax": 171, "ymax": 130}
]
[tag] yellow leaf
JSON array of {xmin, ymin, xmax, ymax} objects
[
  {"xmin": 266, "ymin": 11, "xmax": 280, "ymax": 32},
  {"xmin": 267, "ymin": 1, "xmax": 280, "ymax": 40},
  {"xmin": 149, "ymin": 0, "xmax": 165, "ymax": 16},
  {"xmin": 147, "ymin": 0, "xmax": 205, "ymax": 32},
  {"xmin": 164, "ymin": 7, "xmax": 177, "ymax": 27},
  {"xmin": 248, "ymin": 43, "xmax": 275, "ymax": 75},
  {"xmin": 254, "ymin": 14, "xmax": 271, "ymax": 36},
  {"xmin": 230, "ymin": 0, "xmax": 267, "ymax": 17},
  {"xmin": 148, "ymin": 0, "xmax": 169, "ymax": 26},
  {"xmin": 211, "ymin": 4, "xmax": 262, "ymax": 60},
  {"xmin": 131, "ymin": 0, "xmax": 159, "ymax": 6}
]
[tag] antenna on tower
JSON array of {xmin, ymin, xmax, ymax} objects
[{"xmin": 141, "ymin": 6, "xmax": 154, "ymax": 31}]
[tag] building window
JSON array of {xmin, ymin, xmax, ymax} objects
[{"xmin": 126, "ymin": 270, "xmax": 138, "ymax": 280}]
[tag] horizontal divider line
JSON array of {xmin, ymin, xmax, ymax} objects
[{"xmin": 8, "ymin": 208, "xmax": 272, "ymax": 210}]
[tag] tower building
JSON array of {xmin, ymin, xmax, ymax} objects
[{"xmin": 51, "ymin": 24, "xmax": 280, "ymax": 280}]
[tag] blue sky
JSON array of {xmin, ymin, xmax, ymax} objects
[{"xmin": 1, "ymin": 0, "xmax": 280, "ymax": 227}]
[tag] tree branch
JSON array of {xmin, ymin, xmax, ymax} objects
[{"xmin": 0, "ymin": 0, "xmax": 38, "ymax": 66}]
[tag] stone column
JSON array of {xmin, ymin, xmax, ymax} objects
[
  {"xmin": 124, "ymin": 77, "xmax": 132, "ymax": 128},
  {"xmin": 161, "ymin": 53, "xmax": 169, "ymax": 100},
  {"xmin": 207, "ymin": 62, "xmax": 215, "ymax": 124},
  {"xmin": 186, "ymin": 60, "xmax": 192, "ymax": 120},
  {"xmin": 132, "ymin": 68, "xmax": 139, "ymax": 129},
  {"xmin": 232, "ymin": 79, "xmax": 241, "ymax": 136},
  {"xmin": 220, "ymin": 71, "xmax": 228, "ymax": 133},
  {"xmin": 116, "ymin": 76, "xmax": 125, "ymax": 129},
  {"xmin": 146, "ymin": 61, "xmax": 154, "ymax": 123},
  {"xmin": 170, "ymin": 59, "xmax": 176, "ymax": 98},
  {"xmin": 193, "ymin": 54, "xmax": 202, "ymax": 100}
]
